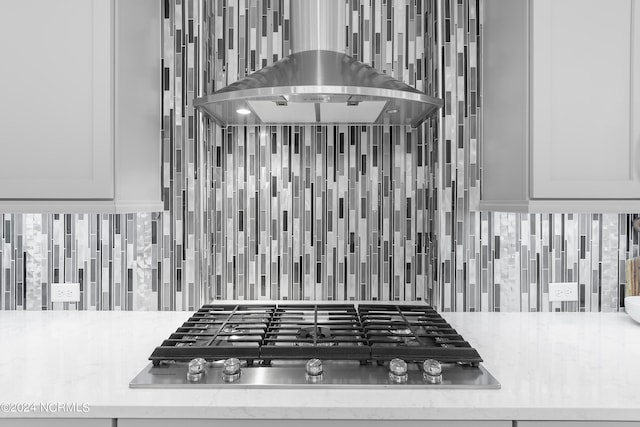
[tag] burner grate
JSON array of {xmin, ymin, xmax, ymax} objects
[
  {"xmin": 260, "ymin": 304, "xmax": 370, "ymax": 361},
  {"xmin": 359, "ymin": 304, "xmax": 482, "ymax": 365},
  {"xmin": 149, "ymin": 303, "xmax": 482, "ymax": 366},
  {"xmin": 149, "ymin": 304, "xmax": 273, "ymax": 364}
]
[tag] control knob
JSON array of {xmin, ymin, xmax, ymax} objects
[
  {"xmin": 187, "ymin": 358, "xmax": 207, "ymax": 382},
  {"xmin": 306, "ymin": 358, "xmax": 323, "ymax": 376},
  {"xmin": 222, "ymin": 357, "xmax": 242, "ymax": 383},
  {"xmin": 422, "ymin": 359, "xmax": 442, "ymax": 384},
  {"xmin": 305, "ymin": 358, "xmax": 324, "ymax": 383},
  {"xmin": 388, "ymin": 358, "xmax": 408, "ymax": 383}
]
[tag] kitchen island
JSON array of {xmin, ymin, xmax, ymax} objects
[{"xmin": 0, "ymin": 310, "xmax": 639, "ymax": 425}]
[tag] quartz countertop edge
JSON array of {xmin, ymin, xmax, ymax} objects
[{"xmin": 1, "ymin": 310, "xmax": 639, "ymax": 421}]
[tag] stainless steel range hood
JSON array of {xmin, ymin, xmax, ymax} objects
[{"xmin": 194, "ymin": 0, "xmax": 443, "ymax": 127}]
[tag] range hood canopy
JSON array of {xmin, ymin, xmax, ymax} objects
[{"xmin": 194, "ymin": 0, "xmax": 443, "ymax": 127}]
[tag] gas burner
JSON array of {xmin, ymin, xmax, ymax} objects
[
  {"xmin": 293, "ymin": 341, "xmax": 337, "ymax": 347},
  {"xmin": 220, "ymin": 324, "xmax": 241, "ymax": 334},
  {"xmin": 387, "ymin": 323, "xmax": 420, "ymax": 346},
  {"xmin": 296, "ymin": 326, "xmax": 332, "ymax": 340},
  {"xmin": 388, "ymin": 325, "xmax": 412, "ymax": 336}
]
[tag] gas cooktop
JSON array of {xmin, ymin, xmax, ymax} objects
[{"xmin": 129, "ymin": 303, "xmax": 500, "ymax": 389}]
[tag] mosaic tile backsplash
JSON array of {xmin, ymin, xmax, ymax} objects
[
  {"xmin": 205, "ymin": 125, "xmax": 435, "ymax": 301},
  {"xmin": 1, "ymin": 0, "xmax": 639, "ymax": 311},
  {"xmin": 201, "ymin": 0, "xmax": 440, "ymax": 302},
  {"xmin": 0, "ymin": 214, "xmax": 159, "ymax": 311}
]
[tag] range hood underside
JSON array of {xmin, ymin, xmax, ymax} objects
[{"xmin": 196, "ymin": 86, "xmax": 441, "ymax": 127}]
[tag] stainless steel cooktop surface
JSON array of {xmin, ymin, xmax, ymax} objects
[{"xmin": 129, "ymin": 302, "xmax": 500, "ymax": 389}]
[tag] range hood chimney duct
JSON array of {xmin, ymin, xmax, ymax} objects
[
  {"xmin": 290, "ymin": 0, "xmax": 346, "ymax": 54},
  {"xmin": 194, "ymin": 0, "xmax": 443, "ymax": 127}
]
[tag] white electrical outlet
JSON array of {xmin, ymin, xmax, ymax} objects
[
  {"xmin": 549, "ymin": 282, "xmax": 578, "ymax": 302},
  {"xmin": 51, "ymin": 283, "xmax": 80, "ymax": 303}
]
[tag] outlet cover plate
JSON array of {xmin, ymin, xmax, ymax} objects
[
  {"xmin": 51, "ymin": 283, "xmax": 80, "ymax": 303},
  {"xmin": 549, "ymin": 282, "xmax": 578, "ymax": 302}
]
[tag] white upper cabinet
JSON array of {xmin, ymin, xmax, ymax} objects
[
  {"xmin": 481, "ymin": 0, "xmax": 640, "ymax": 212},
  {"xmin": 0, "ymin": 0, "xmax": 114, "ymax": 200},
  {"xmin": 0, "ymin": 0, "xmax": 162, "ymax": 213}
]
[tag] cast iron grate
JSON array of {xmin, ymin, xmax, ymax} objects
[
  {"xmin": 359, "ymin": 304, "xmax": 482, "ymax": 365},
  {"xmin": 260, "ymin": 304, "xmax": 370, "ymax": 361},
  {"xmin": 149, "ymin": 304, "xmax": 273, "ymax": 364},
  {"xmin": 149, "ymin": 303, "xmax": 482, "ymax": 366}
]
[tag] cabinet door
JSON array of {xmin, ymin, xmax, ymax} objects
[
  {"xmin": 0, "ymin": 0, "xmax": 114, "ymax": 200},
  {"xmin": 531, "ymin": 0, "xmax": 640, "ymax": 199}
]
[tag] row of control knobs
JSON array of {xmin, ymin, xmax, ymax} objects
[
  {"xmin": 388, "ymin": 358, "xmax": 442, "ymax": 384},
  {"xmin": 187, "ymin": 357, "xmax": 242, "ymax": 382},
  {"xmin": 186, "ymin": 358, "xmax": 443, "ymax": 384}
]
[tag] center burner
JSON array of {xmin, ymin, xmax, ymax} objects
[
  {"xmin": 296, "ymin": 326, "xmax": 331, "ymax": 340},
  {"xmin": 130, "ymin": 302, "xmax": 500, "ymax": 389}
]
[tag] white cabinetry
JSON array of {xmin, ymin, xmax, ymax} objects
[
  {"xmin": 0, "ymin": 0, "xmax": 162, "ymax": 213},
  {"xmin": 481, "ymin": 0, "xmax": 640, "ymax": 212}
]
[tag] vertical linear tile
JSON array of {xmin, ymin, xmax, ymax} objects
[
  {"xmin": 303, "ymin": 125, "xmax": 313, "ymax": 299},
  {"xmin": 271, "ymin": 126, "xmax": 281, "ymax": 300},
  {"xmin": 3, "ymin": 0, "xmax": 639, "ymax": 312}
]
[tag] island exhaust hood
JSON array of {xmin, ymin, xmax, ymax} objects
[{"xmin": 194, "ymin": 0, "xmax": 443, "ymax": 127}]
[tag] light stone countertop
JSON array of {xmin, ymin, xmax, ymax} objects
[{"xmin": 0, "ymin": 310, "xmax": 639, "ymax": 421}]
